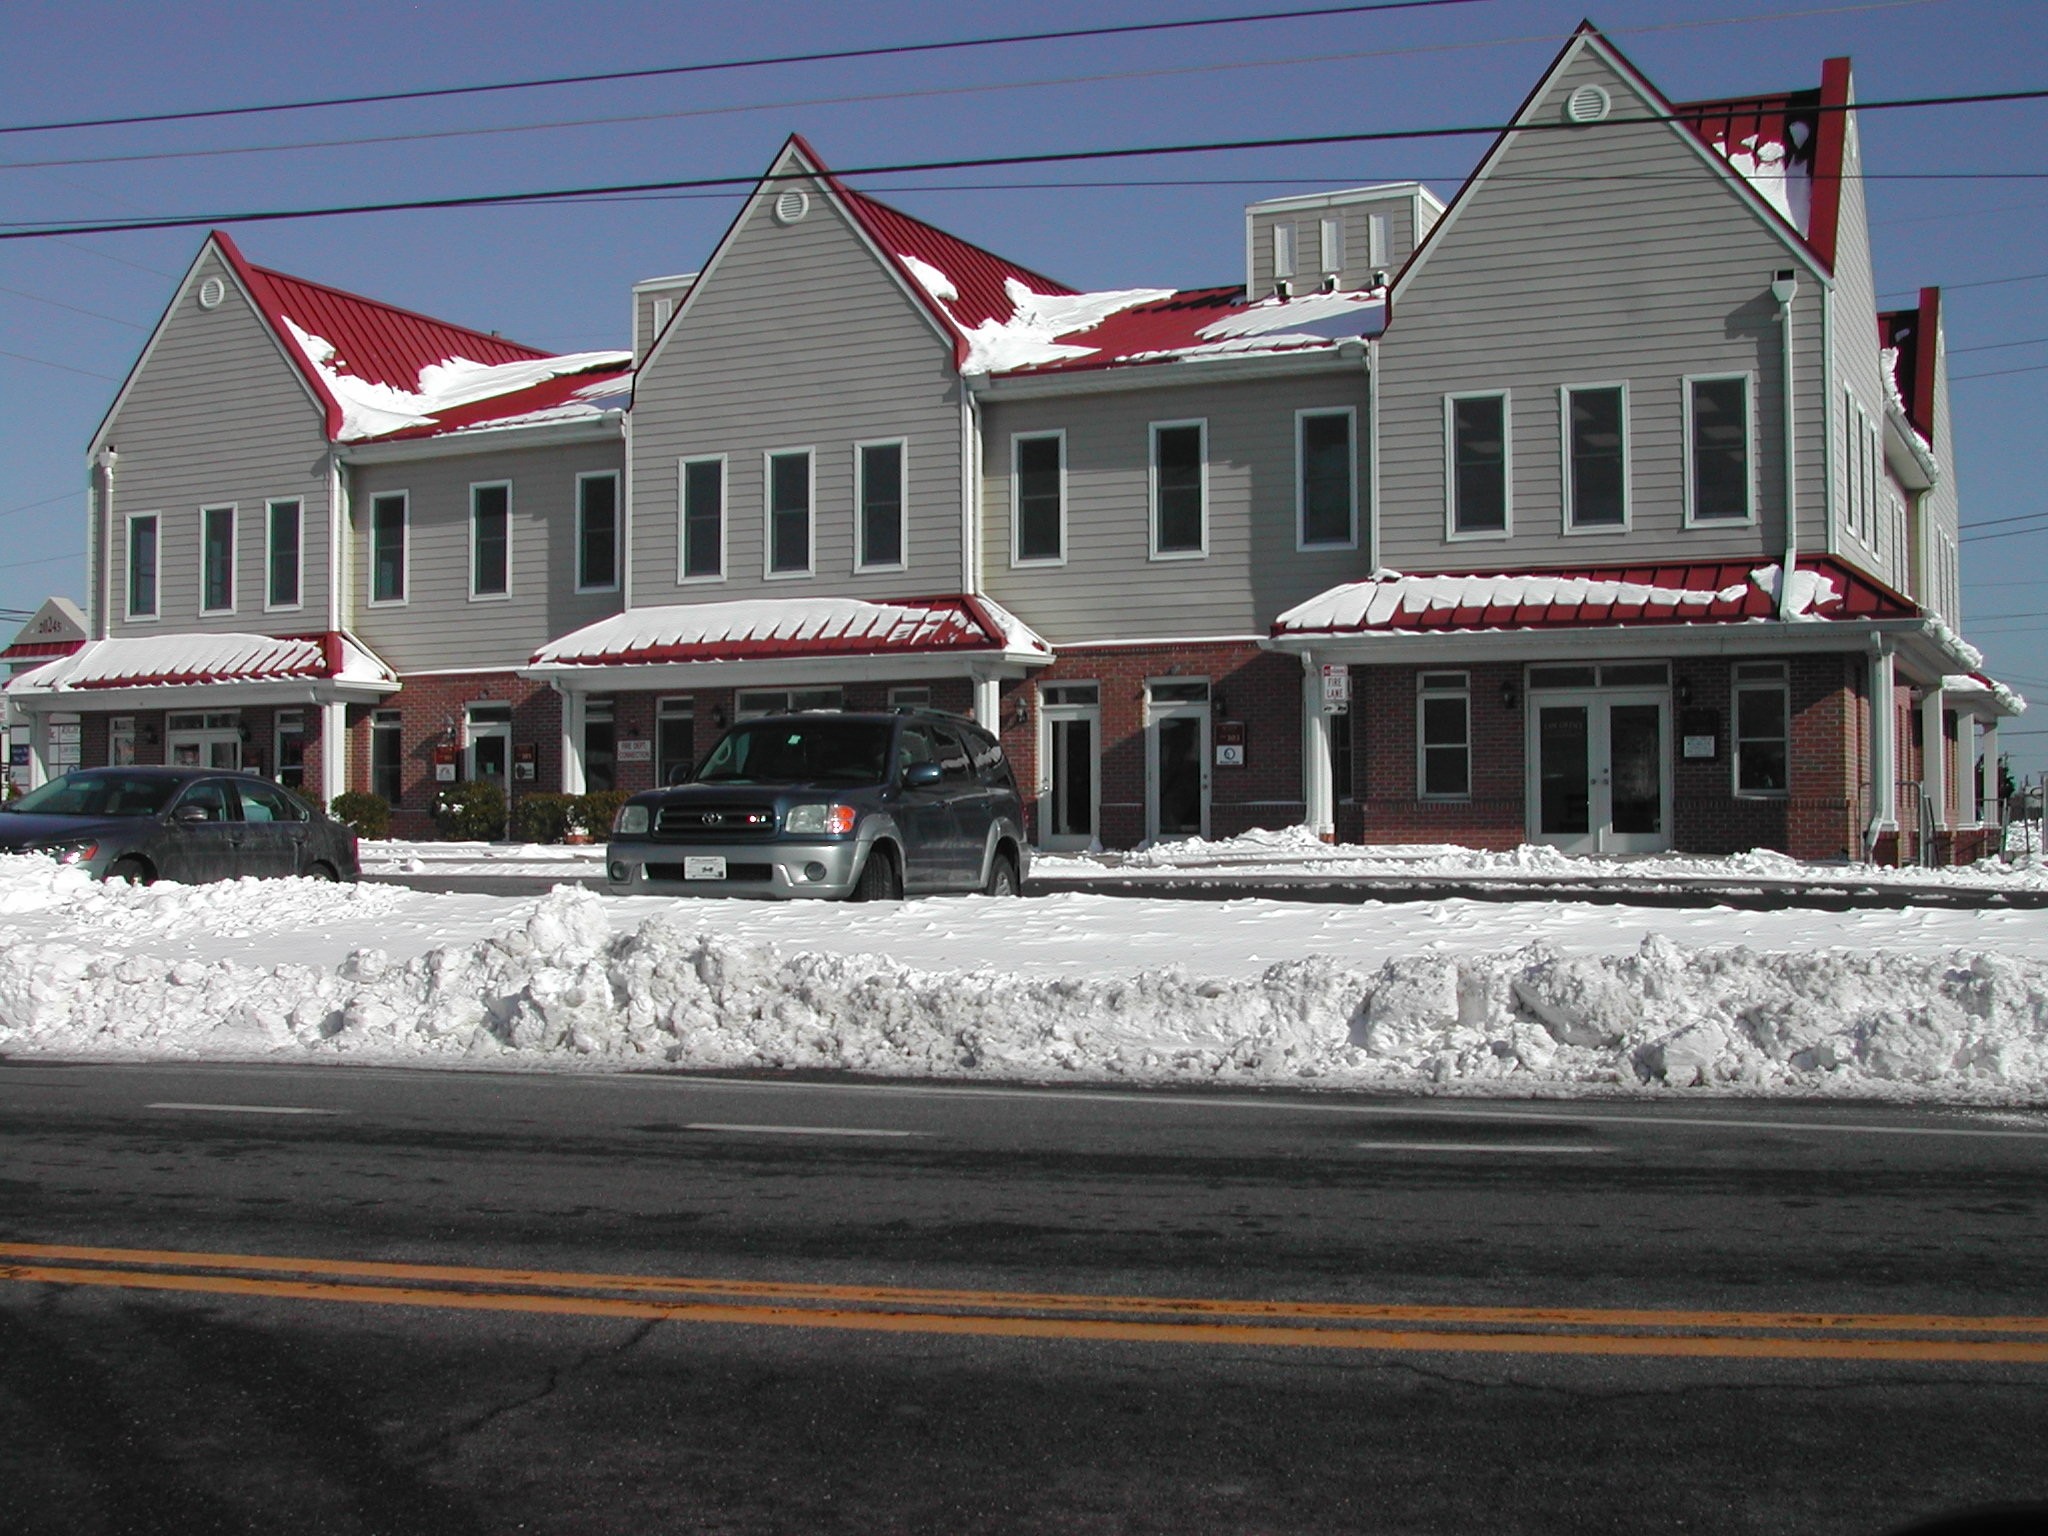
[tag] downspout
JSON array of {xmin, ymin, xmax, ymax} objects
[
  {"xmin": 1363, "ymin": 336, "xmax": 1382, "ymax": 572},
  {"xmin": 1864, "ymin": 635, "xmax": 1897, "ymax": 860},
  {"xmin": 1771, "ymin": 269, "xmax": 1800, "ymax": 619},
  {"xmin": 961, "ymin": 376, "xmax": 983, "ymax": 596},
  {"xmin": 326, "ymin": 450, "xmax": 346, "ymax": 633},
  {"xmin": 95, "ymin": 447, "xmax": 118, "ymax": 640},
  {"xmin": 620, "ymin": 411, "xmax": 635, "ymax": 612}
]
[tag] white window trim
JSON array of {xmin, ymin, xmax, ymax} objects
[
  {"xmin": 1318, "ymin": 215, "xmax": 1344, "ymax": 276},
  {"xmin": 198, "ymin": 503, "xmax": 238, "ymax": 616},
  {"xmin": 1294, "ymin": 407, "xmax": 1358, "ymax": 552},
  {"xmin": 264, "ymin": 497, "xmax": 304, "ymax": 614},
  {"xmin": 1682, "ymin": 371, "xmax": 1758, "ymax": 528},
  {"xmin": 762, "ymin": 446, "xmax": 816, "ymax": 581},
  {"xmin": 1558, "ymin": 382, "xmax": 1631, "ymax": 536},
  {"xmin": 853, "ymin": 436, "xmax": 910, "ymax": 574},
  {"xmin": 574, "ymin": 470, "xmax": 620, "ymax": 594},
  {"xmin": 367, "ymin": 490, "xmax": 411, "ymax": 608},
  {"xmin": 1731, "ymin": 663, "xmax": 1791, "ymax": 800},
  {"xmin": 1443, "ymin": 391, "xmax": 1512, "ymax": 543},
  {"xmin": 1416, "ymin": 671, "xmax": 1472, "ymax": 803},
  {"xmin": 1010, "ymin": 429, "xmax": 1068, "ymax": 568},
  {"xmin": 1148, "ymin": 417, "xmax": 1209, "ymax": 562},
  {"xmin": 677, "ymin": 454, "xmax": 728, "ymax": 585},
  {"xmin": 468, "ymin": 480, "xmax": 514, "ymax": 602},
  {"xmin": 1272, "ymin": 221, "xmax": 1296, "ymax": 281},
  {"xmin": 124, "ymin": 510, "xmax": 160, "ymax": 624}
]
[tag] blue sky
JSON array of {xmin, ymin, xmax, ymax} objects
[{"xmin": 4, "ymin": 0, "xmax": 2044, "ymax": 768}]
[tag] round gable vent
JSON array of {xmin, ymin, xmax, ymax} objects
[
  {"xmin": 196, "ymin": 276, "xmax": 227, "ymax": 310},
  {"xmin": 1565, "ymin": 83, "xmax": 1611, "ymax": 124},
  {"xmin": 773, "ymin": 189, "xmax": 811, "ymax": 226}
]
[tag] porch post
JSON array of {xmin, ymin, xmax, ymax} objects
[
  {"xmin": 1959, "ymin": 714, "xmax": 1981, "ymax": 827},
  {"xmin": 26, "ymin": 709, "xmax": 50, "ymax": 790},
  {"xmin": 1300, "ymin": 653, "xmax": 1333, "ymax": 841},
  {"xmin": 1920, "ymin": 688, "xmax": 1947, "ymax": 833},
  {"xmin": 1866, "ymin": 644, "xmax": 1897, "ymax": 854},
  {"xmin": 319, "ymin": 699, "xmax": 346, "ymax": 809},
  {"xmin": 1983, "ymin": 719, "xmax": 2002, "ymax": 826},
  {"xmin": 560, "ymin": 688, "xmax": 586, "ymax": 795},
  {"xmin": 972, "ymin": 674, "xmax": 1000, "ymax": 733}
]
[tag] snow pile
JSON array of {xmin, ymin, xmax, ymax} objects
[
  {"xmin": 898, "ymin": 254, "xmax": 958, "ymax": 303},
  {"xmin": 3, "ymin": 884, "xmax": 2045, "ymax": 1101},
  {"xmin": 960, "ymin": 279, "xmax": 1176, "ymax": 374},
  {"xmin": 1721, "ymin": 133, "xmax": 1812, "ymax": 235}
]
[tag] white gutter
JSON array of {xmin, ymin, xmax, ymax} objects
[
  {"xmin": 621, "ymin": 409, "xmax": 635, "ymax": 612},
  {"xmin": 335, "ymin": 415, "xmax": 623, "ymax": 465},
  {"xmin": 961, "ymin": 379, "xmax": 979, "ymax": 595},
  {"xmin": 1772, "ymin": 269, "xmax": 1800, "ymax": 621},
  {"xmin": 964, "ymin": 347, "xmax": 1367, "ymax": 401},
  {"xmin": 94, "ymin": 448, "xmax": 117, "ymax": 641},
  {"xmin": 326, "ymin": 450, "xmax": 345, "ymax": 634},
  {"xmin": 1364, "ymin": 336, "xmax": 1382, "ymax": 573}
]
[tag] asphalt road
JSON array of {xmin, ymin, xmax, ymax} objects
[{"xmin": 2, "ymin": 1060, "xmax": 2045, "ymax": 1535}]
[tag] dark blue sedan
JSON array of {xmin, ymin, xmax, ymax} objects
[{"xmin": 0, "ymin": 766, "xmax": 359, "ymax": 884}]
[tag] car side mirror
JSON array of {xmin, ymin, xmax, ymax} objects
[
  {"xmin": 171, "ymin": 804, "xmax": 210, "ymax": 823},
  {"xmin": 902, "ymin": 762, "xmax": 943, "ymax": 788}
]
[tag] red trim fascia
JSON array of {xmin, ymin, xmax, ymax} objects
[
  {"xmin": 0, "ymin": 639, "xmax": 85, "ymax": 662},
  {"xmin": 1805, "ymin": 56, "xmax": 1852, "ymax": 272},
  {"xmin": 1912, "ymin": 286, "xmax": 1941, "ymax": 439},
  {"xmin": 70, "ymin": 664, "xmax": 324, "ymax": 690}
]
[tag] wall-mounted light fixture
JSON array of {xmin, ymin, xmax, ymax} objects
[
  {"xmin": 1500, "ymin": 680, "xmax": 1518, "ymax": 710},
  {"xmin": 1011, "ymin": 694, "xmax": 1029, "ymax": 728},
  {"xmin": 712, "ymin": 705, "xmax": 728, "ymax": 729},
  {"xmin": 1676, "ymin": 678, "xmax": 1693, "ymax": 707},
  {"xmin": 1212, "ymin": 690, "xmax": 1228, "ymax": 718}
]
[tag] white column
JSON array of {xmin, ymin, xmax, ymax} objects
[
  {"xmin": 1866, "ymin": 646, "xmax": 1897, "ymax": 852},
  {"xmin": 26, "ymin": 711, "xmax": 50, "ymax": 790},
  {"xmin": 1920, "ymin": 690, "xmax": 1947, "ymax": 832},
  {"xmin": 972, "ymin": 674, "xmax": 1001, "ymax": 733},
  {"xmin": 1300, "ymin": 656, "xmax": 1333, "ymax": 841},
  {"xmin": 319, "ymin": 699, "xmax": 347, "ymax": 810},
  {"xmin": 1983, "ymin": 720, "xmax": 2003, "ymax": 826},
  {"xmin": 560, "ymin": 689, "xmax": 586, "ymax": 795},
  {"xmin": 1959, "ymin": 716, "xmax": 1981, "ymax": 827}
]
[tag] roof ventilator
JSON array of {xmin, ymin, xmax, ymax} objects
[
  {"xmin": 773, "ymin": 189, "xmax": 810, "ymax": 225},
  {"xmin": 1566, "ymin": 84, "xmax": 1611, "ymax": 124}
]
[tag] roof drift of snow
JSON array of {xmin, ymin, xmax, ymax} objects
[
  {"xmin": 1722, "ymin": 133, "xmax": 1813, "ymax": 235},
  {"xmin": 898, "ymin": 253, "xmax": 959, "ymax": 303},
  {"xmin": 282, "ymin": 318, "xmax": 630, "ymax": 441},
  {"xmin": 961, "ymin": 279, "xmax": 1176, "ymax": 374},
  {"xmin": 530, "ymin": 594, "xmax": 1047, "ymax": 666},
  {"xmin": 3, "ymin": 874, "xmax": 2046, "ymax": 1102}
]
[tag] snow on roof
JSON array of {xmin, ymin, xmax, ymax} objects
[
  {"xmin": 1943, "ymin": 673, "xmax": 2028, "ymax": 716},
  {"xmin": 1272, "ymin": 559, "xmax": 1914, "ymax": 638},
  {"xmin": 529, "ymin": 595, "xmax": 1050, "ymax": 669},
  {"xmin": 1666, "ymin": 60, "xmax": 1848, "ymax": 266},
  {"xmin": 5, "ymin": 631, "xmax": 393, "ymax": 695}
]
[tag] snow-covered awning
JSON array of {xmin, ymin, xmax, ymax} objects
[
  {"xmin": 4, "ymin": 630, "xmax": 397, "ymax": 708},
  {"xmin": 1941, "ymin": 673, "xmax": 2028, "ymax": 719},
  {"xmin": 524, "ymin": 595, "xmax": 1052, "ymax": 691}
]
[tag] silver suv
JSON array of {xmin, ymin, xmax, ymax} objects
[{"xmin": 605, "ymin": 710, "xmax": 1028, "ymax": 900}]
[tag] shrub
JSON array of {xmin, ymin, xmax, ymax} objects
[
  {"xmin": 328, "ymin": 791, "xmax": 392, "ymax": 839},
  {"xmin": 575, "ymin": 789, "xmax": 631, "ymax": 839},
  {"xmin": 509, "ymin": 792, "xmax": 576, "ymax": 845},
  {"xmin": 434, "ymin": 780, "xmax": 507, "ymax": 841}
]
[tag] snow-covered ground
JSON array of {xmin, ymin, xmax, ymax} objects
[{"xmin": 3, "ymin": 842, "xmax": 2046, "ymax": 1103}]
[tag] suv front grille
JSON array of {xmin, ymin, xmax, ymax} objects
[{"xmin": 653, "ymin": 805, "xmax": 777, "ymax": 841}]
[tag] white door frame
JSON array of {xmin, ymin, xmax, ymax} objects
[
  {"xmin": 1146, "ymin": 701, "xmax": 1212, "ymax": 842},
  {"xmin": 1525, "ymin": 687, "xmax": 1671, "ymax": 854},
  {"xmin": 1037, "ymin": 699, "xmax": 1102, "ymax": 851}
]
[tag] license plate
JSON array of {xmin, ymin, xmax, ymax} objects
[{"xmin": 683, "ymin": 856, "xmax": 726, "ymax": 881}]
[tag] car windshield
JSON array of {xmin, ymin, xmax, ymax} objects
[
  {"xmin": 694, "ymin": 720, "xmax": 892, "ymax": 786},
  {"xmin": 5, "ymin": 771, "xmax": 180, "ymax": 818}
]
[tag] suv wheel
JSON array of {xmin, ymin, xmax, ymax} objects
[
  {"xmin": 984, "ymin": 851, "xmax": 1020, "ymax": 897},
  {"xmin": 854, "ymin": 845, "xmax": 902, "ymax": 902}
]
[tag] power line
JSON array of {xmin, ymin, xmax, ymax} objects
[
  {"xmin": 1950, "ymin": 361, "xmax": 2048, "ymax": 381},
  {"xmin": 0, "ymin": 0, "xmax": 1503, "ymax": 138},
  {"xmin": 5, "ymin": 82, "xmax": 2046, "ymax": 244},
  {"xmin": 0, "ymin": 282, "xmax": 146, "ymax": 329},
  {"xmin": 1962, "ymin": 508, "xmax": 2048, "ymax": 533},
  {"xmin": 1951, "ymin": 336, "xmax": 2048, "ymax": 354},
  {"xmin": 0, "ymin": 491, "xmax": 81, "ymax": 523},
  {"xmin": 0, "ymin": 347, "xmax": 119, "ymax": 381}
]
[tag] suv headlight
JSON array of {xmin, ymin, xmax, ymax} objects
[
  {"xmin": 784, "ymin": 803, "xmax": 857, "ymax": 836},
  {"xmin": 614, "ymin": 804, "xmax": 650, "ymax": 836}
]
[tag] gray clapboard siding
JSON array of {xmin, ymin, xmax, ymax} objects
[
  {"xmin": 981, "ymin": 373, "xmax": 1370, "ymax": 646},
  {"xmin": 1922, "ymin": 337, "xmax": 1961, "ymax": 625},
  {"xmin": 629, "ymin": 162, "xmax": 965, "ymax": 601},
  {"xmin": 1377, "ymin": 44, "xmax": 1829, "ymax": 573},
  {"xmin": 348, "ymin": 440, "xmax": 625, "ymax": 674},
  {"xmin": 102, "ymin": 248, "xmax": 333, "ymax": 634}
]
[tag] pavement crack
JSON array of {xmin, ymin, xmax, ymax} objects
[{"xmin": 431, "ymin": 1317, "xmax": 662, "ymax": 1452}]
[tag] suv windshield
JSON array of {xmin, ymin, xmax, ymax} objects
[
  {"xmin": 5, "ymin": 771, "xmax": 180, "ymax": 818},
  {"xmin": 694, "ymin": 719, "xmax": 893, "ymax": 787}
]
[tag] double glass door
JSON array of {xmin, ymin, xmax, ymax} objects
[{"xmin": 1528, "ymin": 689, "xmax": 1669, "ymax": 854}]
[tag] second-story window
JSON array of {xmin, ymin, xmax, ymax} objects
[
  {"xmin": 126, "ymin": 513, "xmax": 158, "ymax": 620},
  {"xmin": 370, "ymin": 492, "xmax": 407, "ymax": 604},
  {"xmin": 1296, "ymin": 409, "xmax": 1355, "ymax": 549},
  {"xmin": 680, "ymin": 457, "xmax": 725, "ymax": 581},
  {"xmin": 1150, "ymin": 420, "xmax": 1206, "ymax": 558},
  {"xmin": 857, "ymin": 440, "xmax": 905, "ymax": 570},
  {"xmin": 577, "ymin": 472, "xmax": 618, "ymax": 592},
  {"xmin": 1447, "ymin": 392, "xmax": 1509, "ymax": 538},
  {"xmin": 766, "ymin": 449, "xmax": 812, "ymax": 576},
  {"xmin": 267, "ymin": 499, "xmax": 302, "ymax": 609},
  {"xmin": 1564, "ymin": 385, "xmax": 1626, "ymax": 531},
  {"xmin": 471, "ymin": 482, "xmax": 511, "ymax": 598},
  {"xmin": 201, "ymin": 505, "xmax": 236, "ymax": 613},
  {"xmin": 1013, "ymin": 432, "xmax": 1064, "ymax": 564},
  {"xmin": 1687, "ymin": 374, "xmax": 1752, "ymax": 523}
]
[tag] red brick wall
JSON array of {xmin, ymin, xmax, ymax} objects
[{"xmin": 1351, "ymin": 661, "xmax": 1526, "ymax": 849}]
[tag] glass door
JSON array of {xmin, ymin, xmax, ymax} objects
[
  {"xmin": 1040, "ymin": 706, "xmax": 1099, "ymax": 850},
  {"xmin": 1528, "ymin": 690, "xmax": 1669, "ymax": 854},
  {"xmin": 1147, "ymin": 706, "xmax": 1210, "ymax": 841}
]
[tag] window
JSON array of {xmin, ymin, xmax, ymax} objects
[
  {"xmin": 765, "ymin": 449, "xmax": 812, "ymax": 576},
  {"xmin": 1329, "ymin": 703, "xmax": 1353, "ymax": 803},
  {"xmin": 1150, "ymin": 420, "xmax": 1206, "ymax": 558},
  {"xmin": 887, "ymin": 687, "xmax": 931, "ymax": 709},
  {"xmin": 1296, "ymin": 409, "xmax": 1356, "ymax": 549},
  {"xmin": 201, "ymin": 504, "xmax": 236, "ymax": 613},
  {"xmin": 1733, "ymin": 662, "xmax": 1790, "ymax": 795},
  {"xmin": 371, "ymin": 709, "xmax": 403, "ymax": 806},
  {"xmin": 1012, "ymin": 432, "xmax": 1065, "ymax": 564},
  {"xmin": 1367, "ymin": 214, "xmax": 1389, "ymax": 270},
  {"xmin": 583, "ymin": 697, "xmax": 616, "ymax": 795},
  {"xmin": 266, "ymin": 499, "xmax": 302, "ymax": 610},
  {"xmin": 1446, "ymin": 392, "xmax": 1509, "ymax": 538},
  {"xmin": 370, "ymin": 492, "xmax": 407, "ymax": 604},
  {"xmin": 1272, "ymin": 221, "xmax": 1296, "ymax": 280},
  {"xmin": 1319, "ymin": 216, "xmax": 1344, "ymax": 275},
  {"xmin": 1563, "ymin": 386, "xmax": 1626, "ymax": 531},
  {"xmin": 126, "ymin": 513, "xmax": 158, "ymax": 619},
  {"xmin": 274, "ymin": 710, "xmax": 305, "ymax": 791},
  {"xmin": 471, "ymin": 481, "xmax": 511, "ymax": 597},
  {"xmin": 1418, "ymin": 671, "xmax": 1471, "ymax": 799},
  {"xmin": 1686, "ymin": 375, "xmax": 1752, "ymax": 523},
  {"xmin": 679, "ymin": 456, "xmax": 725, "ymax": 581},
  {"xmin": 576, "ymin": 472, "xmax": 619, "ymax": 592},
  {"xmin": 656, "ymin": 697, "xmax": 694, "ymax": 786},
  {"xmin": 735, "ymin": 687, "xmax": 842, "ymax": 719},
  {"xmin": 857, "ymin": 440, "xmax": 906, "ymax": 570}
]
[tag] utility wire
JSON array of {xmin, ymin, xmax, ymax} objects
[
  {"xmin": 1950, "ymin": 361, "xmax": 2048, "ymax": 381},
  {"xmin": 0, "ymin": 282, "xmax": 146, "ymax": 329},
  {"xmin": 5, "ymin": 82, "xmax": 2045, "ymax": 243},
  {"xmin": 0, "ymin": 492, "xmax": 82, "ymax": 523},
  {"xmin": 0, "ymin": 347, "xmax": 119, "ymax": 380}
]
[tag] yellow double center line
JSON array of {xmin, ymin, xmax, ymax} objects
[{"xmin": 4, "ymin": 1242, "xmax": 2046, "ymax": 1363}]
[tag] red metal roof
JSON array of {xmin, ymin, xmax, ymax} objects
[
  {"xmin": 373, "ymin": 363, "xmax": 633, "ymax": 442},
  {"xmin": 532, "ymin": 595, "xmax": 1046, "ymax": 669},
  {"xmin": 9, "ymin": 632, "xmax": 394, "ymax": 693},
  {"xmin": 0, "ymin": 638, "xmax": 84, "ymax": 664}
]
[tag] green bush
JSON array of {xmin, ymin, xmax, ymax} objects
[
  {"xmin": 509, "ymin": 792, "xmax": 576, "ymax": 845},
  {"xmin": 434, "ymin": 780, "xmax": 507, "ymax": 841},
  {"xmin": 574, "ymin": 789, "xmax": 631, "ymax": 840},
  {"xmin": 328, "ymin": 791, "xmax": 392, "ymax": 839}
]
